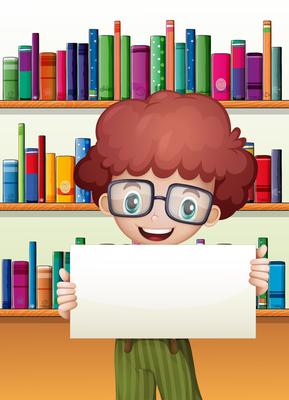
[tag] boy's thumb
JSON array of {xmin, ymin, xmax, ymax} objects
[
  {"xmin": 59, "ymin": 268, "xmax": 70, "ymax": 282},
  {"xmin": 256, "ymin": 244, "xmax": 267, "ymax": 259}
]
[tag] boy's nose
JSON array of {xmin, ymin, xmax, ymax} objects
[{"xmin": 151, "ymin": 213, "xmax": 158, "ymax": 222}]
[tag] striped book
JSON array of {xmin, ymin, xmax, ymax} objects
[
  {"xmin": 77, "ymin": 43, "xmax": 89, "ymax": 100},
  {"xmin": 263, "ymin": 20, "xmax": 272, "ymax": 100},
  {"xmin": 75, "ymin": 138, "xmax": 91, "ymax": 202},
  {"xmin": 52, "ymin": 251, "xmax": 64, "ymax": 309},
  {"xmin": 29, "ymin": 241, "xmax": 37, "ymax": 309},
  {"xmin": 18, "ymin": 123, "xmax": 25, "ymax": 202},
  {"xmin": 46, "ymin": 153, "xmax": 56, "ymax": 202},
  {"xmin": 66, "ymin": 43, "xmax": 77, "ymax": 100},
  {"xmin": 37, "ymin": 266, "xmax": 52, "ymax": 309},
  {"xmin": 196, "ymin": 35, "xmax": 211, "ymax": 96},
  {"xmin": 3, "ymin": 57, "xmax": 18, "ymax": 100},
  {"xmin": 38, "ymin": 135, "xmax": 46, "ymax": 203},
  {"xmin": 244, "ymin": 142, "xmax": 255, "ymax": 202},
  {"xmin": 2, "ymin": 260, "xmax": 12, "ymax": 309},
  {"xmin": 99, "ymin": 35, "xmax": 114, "ymax": 100},
  {"xmin": 166, "ymin": 20, "xmax": 175, "ymax": 91},
  {"xmin": 89, "ymin": 29, "xmax": 99, "ymax": 100},
  {"xmin": 150, "ymin": 35, "xmax": 165, "ymax": 94},
  {"xmin": 175, "ymin": 43, "xmax": 185, "ymax": 94},
  {"xmin": 56, "ymin": 156, "xmax": 75, "ymax": 202},
  {"xmin": 246, "ymin": 53, "xmax": 263, "ymax": 100},
  {"xmin": 257, "ymin": 237, "xmax": 268, "ymax": 309},
  {"xmin": 32, "ymin": 33, "xmax": 40, "ymax": 100},
  {"xmin": 25, "ymin": 148, "xmax": 38, "ymax": 202},
  {"xmin": 131, "ymin": 45, "xmax": 150, "ymax": 100},
  {"xmin": 231, "ymin": 40, "xmax": 246, "ymax": 100},
  {"xmin": 121, "ymin": 35, "xmax": 131, "ymax": 99},
  {"xmin": 186, "ymin": 29, "xmax": 195, "ymax": 93},
  {"xmin": 18, "ymin": 45, "xmax": 32, "ymax": 100},
  {"xmin": 12, "ymin": 261, "xmax": 29, "ymax": 309},
  {"xmin": 56, "ymin": 50, "xmax": 66, "ymax": 100},
  {"xmin": 40, "ymin": 52, "xmax": 56, "ymax": 100},
  {"xmin": 255, "ymin": 156, "xmax": 271, "ymax": 202},
  {"xmin": 2, "ymin": 160, "xmax": 18, "ymax": 202},
  {"xmin": 268, "ymin": 261, "xmax": 285, "ymax": 309},
  {"xmin": 114, "ymin": 21, "xmax": 121, "ymax": 100}
]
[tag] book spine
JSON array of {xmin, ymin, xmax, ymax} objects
[
  {"xmin": 18, "ymin": 123, "xmax": 25, "ymax": 202},
  {"xmin": 29, "ymin": 241, "xmax": 37, "ymax": 309},
  {"xmin": 166, "ymin": 20, "xmax": 175, "ymax": 91},
  {"xmin": 64, "ymin": 252, "xmax": 70, "ymax": 273},
  {"xmin": 131, "ymin": 45, "xmax": 150, "ymax": 100},
  {"xmin": 18, "ymin": 45, "xmax": 32, "ymax": 100},
  {"xmin": 257, "ymin": 237, "xmax": 268, "ymax": 309},
  {"xmin": 244, "ymin": 142, "xmax": 255, "ymax": 202},
  {"xmin": 12, "ymin": 261, "xmax": 29, "ymax": 309},
  {"xmin": 175, "ymin": 43, "xmax": 186, "ymax": 94},
  {"xmin": 32, "ymin": 33, "xmax": 39, "ymax": 100},
  {"xmin": 77, "ymin": 43, "xmax": 89, "ymax": 100},
  {"xmin": 268, "ymin": 261, "xmax": 285, "ymax": 309},
  {"xmin": 99, "ymin": 35, "xmax": 114, "ymax": 100},
  {"xmin": 150, "ymin": 35, "xmax": 165, "ymax": 94},
  {"xmin": 272, "ymin": 47, "xmax": 282, "ymax": 100},
  {"xmin": 255, "ymin": 155, "xmax": 271, "ymax": 202},
  {"xmin": 3, "ymin": 57, "xmax": 18, "ymax": 100},
  {"xmin": 271, "ymin": 149, "xmax": 282, "ymax": 203},
  {"xmin": 40, "ymin": 52, "xmax": 56, "ymax": 100},
  {"xmin": 211, "ymin": 53, "xmax": 230, "ymax": 100},
  {"xmin": 66, "ymin": 43, "xmax": 77, "ymax": 100},
  {"xmin": 263, "ymin": 20, "xmax": 272, "ymax": 100},
  {"xmin": 75, "ymin": 138, "xmax": 91, "ymax": 202},
  {"xmin": 2, "ymin": 160, "xmax": 18, "ymax": 202},
  {"xmin": 2, "ymin": 259, "xmax": 11, "ymax": 309},
  {"xmin": 186, "ymin": 29, "xmax": 195, "ymax": 93},
  {"xmin": 38, "ymin": 135, "xmax": 46, "ymax": 203},
  {"xmin": 231, "ymin": 40, "xmax": 245, "ymax": 100},
  {"xmin": 52, "ymin": 252, "xmax": 64, "ymax": 309},
  {"xmin": 56, "ymin": 156, "xmax": 75, "ymax": 202},
  {"xmin": 121, "ymin": 35, "xmax": 131, "ymax": 99},
  {"xmin": 46, "ymin": 153, "xmax": 56, "ymax": 202},
  {"xmin": 56, "ymin": 50, "xmax": 66, "ymax": 100},
  {"xmin": 89, "ymin": 29, "xmax": 99, "ymax": 100},
  {"xmin": 246, "ymin": 53, "xmax": 263, "ymax": 100},
  {"xmin": 25, "ymin": 148, "xmax": 38, "ymax": 202},
  {"xmin": 196, "ymin": 239, "xmax": 205, "ymax": 245},
  {"xmin": 37, "ymin": 266, "xmax": 52, "ymax": 309},
  {"xmin": 75, "ymin": 237, "xmax": 86, "ymax": 244},
  {"xmin": 196, "ymin": 35, "xmax": 211, "ymax": 96},
  {"xmin": 114, "ymin": 21, "xmax": 121, "ymax": 100}
]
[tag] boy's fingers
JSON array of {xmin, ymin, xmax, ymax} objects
[
  {"xmin": 59, "ymin": 268, "xmax": 70, "ymax": 282},
  {"xmin": 58, "ymin": 309, "xmax": 70, "ymax": 320},
  {"xmin": 249, "ymin": 271, "xmax": 269, "ymax": 281},
  {"xmin": 250, "ymin": 258, "xmax": 270, "ymax": 266},
  {"xmin": 256, "ymin": 245, "xmax": 267, "ymax": 259},
  {"xmin": 57, "ymin": 288, "xmax": 75, "ymax": 296},
  {"xmin": 251, "ymin": 264, "xmax": 270, "ymax": 272},
  {"xmin": 249, "ymin": 277, "xmax": 268, "ymax": 289},
  {"xmin": 58, "ymin": 301, "xmax": 78, "ymax": 312},
  {"xmin": 57, "ymin": 281, "xmax": 76, "ymax": 289},
  {"xmin": 57, "ymin": 295, "xmax": 77, "ymax": 305}
]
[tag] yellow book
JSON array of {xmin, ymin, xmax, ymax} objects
[
  {"xmin": 56, "ymin": 155, "xmax": 75, "ymax": 202},
  {"xmin": 46, "ymin": 153, "xmax": 56, "ymax": 202}
]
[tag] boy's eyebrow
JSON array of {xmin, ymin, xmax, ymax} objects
[
  {"xmin": 123, "ymin": 182, "xmax": 142, "ymax": 190},
  {"xmin": 182, "ymin": 187, "xmax": 200, "ymax": 198}
]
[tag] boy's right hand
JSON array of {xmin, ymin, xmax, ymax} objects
[{"xmin": 57, "ymin": 268, "xmax": 77, "ymax": 320}]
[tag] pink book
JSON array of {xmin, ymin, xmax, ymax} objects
[
  {"xmin": 131, "ymin": 45, "xmax": 150, "ymax": 99},
  {"xmin": 57, "ymin": 50, "xmax": 66, "ymax": 100},
  {"xmin": 211, "ymin": 53, "xmax": 231, "ymax": 100},
  {"xmin": 12, "ymin": 261, "xmax": 29, "ymax": 309}
]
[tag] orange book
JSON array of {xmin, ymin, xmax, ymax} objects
[
  {"xmin": 40, "ymin": 52, "xmax": 56, "ymax": 100},
  {"xmin": 263, "ymin": 20, "xmax": 272, "ymax": 100},
  {"xmin": 166, "ymin": 20, "xmax": 175, "ymax": 91},
  {"xmin": 37, "ymin": 266, "xmax": 52, "ymax": 309},
  {"xmin": 56, "ymin": 155, "xmax": 75, "ymax": 202},
  {"xmin": 46, "ymin": 153, "xmax": 56, "ymax": 202},
  {"xmin": 114, "ymin": 20, "xmax": 121, "ymax": 100}
]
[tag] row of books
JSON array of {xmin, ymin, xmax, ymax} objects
[
  {"xmin": 2, "ymin": 20, "xmax": 281, "ymax": 101},
  {"xmin": 2, "ymin": 123, "xmax": 92, "ymax": 203}
]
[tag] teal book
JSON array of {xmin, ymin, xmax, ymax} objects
[
  {"xmin": 272, "ymin": 47, "xmax": 282, "ymax": 100},
  {"xmin": 99, "ymin": 35, "xmax": 114, "ymax": 100},
  {"xmin": 18, "ymin": 123, "xmax": 25, "ymax": 202},
  {"xmin": 121, "ymin": 35, "xmax": 131, "ymax": 99},
  {"xmin": 18, "ymin": 45, "xmax": 32, "ymax": 100},
  {"xmin": 196, "ymin": 35, "xmax": 211, "ymax": 96},
  {"xmin": 64, "ymin": 252, "xmax": 70, "ymax": 274},
  {"xmin": 150, "ymin": 35, "xmax": 166, "ymax": 94},
  {"xmin": 257, "ymin": 237, "xmax": 268, "ymax": 309},
  {"xmin": 52, "ymin": 251, "xmax": 64, "ymax": 309},
  {"xmin": 3, "ymin": 57, "xmax": 18, "ymax": 100},
  {"xmin": 175, "ymin": 43, "xmax": 185, "ymax": 94}
]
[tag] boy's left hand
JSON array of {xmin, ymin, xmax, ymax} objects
[{"xmin": 249, "ymin": 245, "xmax": 270, "ymax": 296}]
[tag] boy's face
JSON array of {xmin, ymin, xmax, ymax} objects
[{"xmin": 99, "ymin": 169, "xmax": 221, "ymax": 245}]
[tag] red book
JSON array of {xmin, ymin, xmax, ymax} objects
[
  {"xmin": 57, "ymin": 50, "xmax": 66, "ymax": 100},
  {"xmin": 211, "ymin": 53, "xmax": 231, "ymax": 100},
  {"xmin": 12, "ymin": 261, "xmax": 29, "ymax": 309},
  {"xmin": 114, "ymin": 21, "xmax": 121, "ymax": 100},
  {"xmin": 255, "ymin": 155, "xmax": 271, "ymax": 202},
  {"xmin": 38, "ymin": 135, "xmax": 46, "ymax": 203}
]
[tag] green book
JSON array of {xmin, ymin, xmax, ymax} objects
[
  {"xmin": 3, "ymin": 57, "xmax": 18, "ymax": 100},
  {"xmin": 18, "ymin": 123, "xmax": 25, "ymax": 202},
  {"xmin": 121, "ymin": 35, "xmax": 131, "ymax": 99},
  {"xmin": 175, "ymin": 43, "xmax": 186, "ymax": 94},
  {"xmin": 150, "ymin": 35, "xmax": 166, "ymax": 94},
  {"xmin": 52, "ymin": 251, "xmax": 64, "ymax": 309},
  {"xmin": 64, "ymin": 252, "xmax": 70, "ymax": 273},
  {"xmin": 272, "ymin": 47, "xmax": 282, "ymax": 100},
  {"xmin": 18, "ymin": 45, "xmax": 32, "ymax": 100},
  {"xmin": 257, "ymin": 237, "xmax": 268, "ymax": 309},
  {"xmin": 99, "ymin": 35, "xmax": 114, "ymax": 100},
  {"xmin": 75, "ymin": 237, "xmax": 86, "ymax": 245},
  {"xmin": 196, "ymin": 35, "xmax": 211, "ymax": 96}
]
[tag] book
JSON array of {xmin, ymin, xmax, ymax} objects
[
  {"xmin": 271, "ymin": 149, "xmax": 282, "ymax": 203},
  {"xmin": 196, "ymin": 35, "xmax": 211, "ymax": 96},
  {"xmin": 150, "ymin": 35, "xmax": 165, "ymax": 94},
  {"xmin": 75, "ymin": 138, "xmax": 91, "ymax": 202},
  {"xmin": 268, "ymin": 261, "xmax": 285, "ymax": 309},
  {"xmin": 99, "ymin": 35, "xmax": 114, "ymax": 100},
  {"xmin": 0, "ymin": 260, "xmax": 2, "ymax": 308},
  {"xmin": 37, "ymin": 266, "xmax": 52, "ymax": 309},
  {"xmin": 38, "ymin": 135, "xmax": 46, "ymax": 203},
  {"xmin": 66, "ymin": 43, "xmax": 77, "ymax": 100},
  {"xmin": 89, "ymin": 29, "xmax": 99, "ymax": 100},
  {"xmin": 12, "ymin": 261, "xmax": 29, "ymax": 309},
  {"xmin": 46, "ymin": 153, "xmax": 56, "ymax": 202},
  {"xmin": 40, "ymin": 52, "xmax": 56, "ymax": 100},
  {"xmin": 255, "ymin": 155, "xmax": 271, "ymax": 202},
  {"xmin": 121, "ymin": 35, "xmax": 131, "ymax": 99},
  {"xmin": 52, "ymin": 251, "xmax": 64, "ymax": 309},
  {"xmin": 2, "ymin": 259, "xmax": 11, "ymax": 309},
  {"xmin": 18, "ymin": 45, "xmax": 32, "ymax": 100},
  {"xmin": 286, "ymin": 262, "xmax": 289, "ymax": 309},
  {"xmin": 56, "ymin": 50, "xmax": 66, "ymax": 100},
  {"xmin": 75, "ymin": 237, "xmax": 86, "ymax": 244},
  {"xmin": 64, "ymin": 252, "xmax": 70, "ymax": 273},
  {"xmin": 2, "ymin": 160, "xmax": 18, "ymax": 202},
  {"xmin": 272, "ymin": 47, "xmax": 282, "ymax": 100},
  {"xmin": 244, "ymin": 142, "xmax": 255, "ymax": 202},
  {"xmin": 32, "ymin": 33, "xmax": 39, "ymax": 100},
  {"xmin": 166, "ymin": 20, "xmax": 175, "ymax": 91},
  {"xmin": 257, "ymin": 237, "xmax": 268, "ymax": 309},
  {"xmin": 25, "ymin": 148, "xmax": 38, "ymax": 202},
  {"xmin": 29, "ymin": 241, "xmax": 37, "ymax": 309},
  {"xmin": 196, "ymin": 239, "xmax": 205, "ymax": 245},
  {"xmin": 231, "ymin": 40, "xmax": 246, "ymax": 100},
  {"xmin": 2, "ymin": 57, "xmax": 18, "ymax": 100},
  {"xmin": 211, "ymin": 53, "xmax": 230, "ymax": 100},
  {"xmin": 175, "ymin": 43, "xmax": 185, "ymax": 94},
  {"xmin": 114, "ymin": 21, "xmax": 121, "ymax": 100},
  {"xmin": 246, "ymin": 53, "xmax": 263, "ymax": 100},
  {"xmin": 186, "ymin": 29, "xmax": 195, "ymax": 93},
  {"xmin": 77, "ymin": 43, "xmax": 89, "ymax": 100},
  {"xmin": 263, "ymin": 20, "xmax": 272, "ymax": 100},
  {"xmin": 131, "ymin": 45, "xmax": 150, "ymax": 100},
  {"xmin": 18, "ymin": 123, "xmax": 25, "ymax": 202},
  {"xmin": 56, "ymin": 156, "xmax": 75, "ymax": 202}
]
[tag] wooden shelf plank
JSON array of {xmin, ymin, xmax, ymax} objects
[
  {"xmin": 241, "ymin": 203, "xmax": 289, "ymax": 211},
  {"xmin": 256, "ymin": 310, "xmax": 289, "ymax": 317}
]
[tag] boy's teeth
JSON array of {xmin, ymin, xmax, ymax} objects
[{"xmin": 142, "ymin": 228, "xmax": 173, "ymax": 234}]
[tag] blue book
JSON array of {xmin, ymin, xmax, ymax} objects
[
  {"xmin": 29, "ymin": 241, "xmax": 37, "ymax": 309},
  {"xmin": 186, "ymin": 29, "xmax": 196, "ymax": 93},
  {"xmin": 272, "ymin": 47, "xmax": 282, "ymax": 100},
  {"xmin": 66, "ymin": 43, "xmax": 77, "ymax": 100},
  {"xmin": 75, "ymin": 138, "xmax": 91, "ymax": 202},
  {"xmin": 271, "ymin": 149, "xmax": 282, "ymax": 203},
  {"xmin": 2, "ymin": 259, "xmax": 12, "ymax": 309},
  {"xmin": 25, "ymin": 148, "xmax": 38, "ymax": 202},
  {"xmin": 78, "ymin": 43, "xmax": 89, "ymax": 100},
  {"xmin": 268, "ymin": 261, "xmax": 285, "ymax": 309},
  {"xmin": 89, "ymin": 29, "xmax": 99, "ymax": 100},
  {"xmin": 2, "ymin": 160, "xmax": 18, "ymax": 202}
]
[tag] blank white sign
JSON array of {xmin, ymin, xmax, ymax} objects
[{"xmin": 70, "ymin": 244, "xmax": 256, "ymax": 339}]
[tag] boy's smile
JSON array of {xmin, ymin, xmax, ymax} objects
[{"xmin": 138, "ymin": 227, "xmax": 174, "ymax": 241}]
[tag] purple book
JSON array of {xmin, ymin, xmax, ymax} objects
[
  {"xmin": 77, "ymin": 43, "xmax": 88, "ymax": 100},
  {"xmin": 246, "ymin": 52, "xmax": 263, "ymax": 100},
  {"xmin": 12, "ymin": 261, "xmax": 29, "ymax": 309},
  {"xmin": 32, "ymin": 33, "xmax": 39, "ymax": 100},
  {"xmin": 131, "ymin": 45, "xmax": 150, "ymax": 99}
]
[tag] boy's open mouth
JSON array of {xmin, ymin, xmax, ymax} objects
[{"xmin": 138, "ymin": 227, "xmax": 174, "ymax": 241}]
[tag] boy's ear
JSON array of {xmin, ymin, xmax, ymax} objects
[
  {"xmin": 99, "ymin": 193, "xmax": 112, "ymax": 216},
  {"xmin": 205, "ymin": 205, "xmax": 221, "ymax": 228}
]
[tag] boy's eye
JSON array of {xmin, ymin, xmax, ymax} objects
[
  {"xmin": 123, "ymin": 191, "xmax": 142, "ymax": 215},
  {"xmin": 179, "ymin": 197, "xmax": 197, "ymax": 221}
]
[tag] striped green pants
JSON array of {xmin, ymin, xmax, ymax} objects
[{"xmin": 115, "ymin": 339, "xmax": 202, "ymax": 400}]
